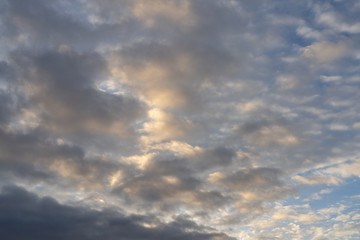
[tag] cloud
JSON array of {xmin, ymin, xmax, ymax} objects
[
  {"xmin": 232, "ymin": 119, "xmax": 300, "ymax": 147},
  {"xmin": 0, "ymin": 0, "xmax": 142, "ymax": 50},
  {"xmin": 276, "ymin": 75, "xmax": 299, "ymax": 90},
  {"xmin": 0, "ymin": 61, "xmax": 21, "ymax": 126},
  {"xmin": 216, "ymin": 167, "xmax": 284, "ymax": 191},
  {"xmin": 109, "ymin": 36, "xmax": 237, "ymax": 111},
  {"xmin": 302, "ymin": 40, "xmax": 350, "ymax": 63},
  {"xmin": 316, "ymin": 9, "xmax": 360, "ymax": 34},
  {"xmin": 130, "ymin": 0, "xmax": 196, "ymax": 29},
  {"xmin": 113, "ymin": 155, "xmax": 231, "ymax": 210},
  {"xmin": 323, "ymin": 158, "xmax": 360, "ymax": 178},
  {"xmin": 207, "ymin": 167, "xmax": 294, "ymax": 217},
  {"xmin": 0, "ymin": 185, "xmax": 234, "ymax": 240},
  {"xmin": 193, "ymin": 146, "xmax": 235, "ymax": 170},
  {"xmin": 293, "ymin": 175, "xmax": 342, "ymax": 186},
  {"xmin": 0, "ymin": 0, "xmax": 360, "ymax": 239},
  {"xmin": 141, "ymin": 108, "xmax": 195, "ymax": 143},
  {"xmin": 10, "ymin": 48, "xmax": 145, "ymax": 138},
  {"xmin": 0, "ymin": 127, "xmax": 125, "ymax": 190}
]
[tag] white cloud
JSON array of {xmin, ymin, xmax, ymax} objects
[
  {"xmin": 293, "ymin": 175, "xmax": 342, "ymax": 186},
  {"xmin": 302, "ymin": 40, "xmax": 350, "ymax": 62},
  {"xmin": 329, "ymin": 123, "xmax": 349, "ymax": 131},
  {"xmin": 296, "ymin": 25, "xmax": 323, "ymax": 40},
  {"xmin": 317, "ymin": 11, "xmax": 360, "ymax": 34},
  {"xmin": 320, "ymin": 75, "xmax": 342, "ymax": 83},
  {"xmin": 323, "ymin": 158, "xmax": 360, "ymax": 178}
]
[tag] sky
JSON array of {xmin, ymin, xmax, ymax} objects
[{"xmin": 0, "ymin": 0, "xmax": 359, "ymax": 239}]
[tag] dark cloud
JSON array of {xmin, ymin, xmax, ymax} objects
[
  {"xmin": 10, "ymin": 49, "xmax": 145, "ymax": 138},
  {"xmin": 0, "ymin": 89, "xmax": 13, "ymax": 125},
  {"xmin": 110, "ymin": 148, "xmax": 288, "ymax": 212},
  {"xmin": 221, "ymin": 167, "xmax": 284, "ymax": 191},
  {"xmin": 112, "ymin": 156, "xmax": 231, "ymax": 209},
  {"xmin": 114, "ymin": 158, "xmax": 198, "ymax": 201},
  {"xmin": 0, "ymin": 127, "xmax": 124, "ymax": 189},
  {"xmin": 0, "ymin": 185, "xmax": 234, "ymax": 240},
  {"xmin": 194, "ymin": 146, "xmax": 235, "ymax": 170}
]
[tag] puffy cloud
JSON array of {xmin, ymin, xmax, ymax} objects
[
  {"xmin": 0, "ymin": 0, "xmax": 142, "ymax": 50},
  {"xmin": 0, "ymin": 127, "xmax": 122, "ymax": 190},
  {"xmin": 232, "ymin": 120, "xmax": 300, "ymax": 147},
  {"xmin": 141, "ymin": 108, "xmax": 195, "ymax": 143},
  {"xmin": 0, "ymin": 0, "xmax": 360, "ymax": 239},
  {"xmin": 316, "ymin": 9, "xmax": 360, "ymax": 34},
  {"xmin": 215, "ymin": 167, "xmax": 284, "ymax": 191},
  {"xmin": 11, "ymin": 49, "xmax": 145, "ymax": 138},
  {"xmin": 112, "ymin": 156, "xmax": 230, "ymax": 210},
  {"xmin": 302, "ymin": 40, "xmax": 350, "ymax": 63}
]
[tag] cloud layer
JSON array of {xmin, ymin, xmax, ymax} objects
[{"xmin": 0, "ymin": 0, "xmax": 359, "ymax": 239}]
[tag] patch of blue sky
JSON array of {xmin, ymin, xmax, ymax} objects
[
  {"xmin": 96, "ymin": 79, "xmax": 131, "ymax": 96},
  {"xmin": 295, "ymin": 177, "xmax": 360, "ymax": 211}
]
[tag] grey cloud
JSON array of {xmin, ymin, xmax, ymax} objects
[
  {"xmin": 194, "ymin": 146, "xmax": 235, "ymax": 170},
  {"xmin": 0, "ymin": 61, "xmax": 20, "ymax": 125},
  {"xmin": 0, "ymin": 89, "xmax": 13, "ymax": 124},
  {"xmin": 114, "ymin": 158, "xmax": 199, "ymax": 202},
  {"xmin": 236, "ymin": 120, "xmax": 272, "ymax": 135},
  {"xmin": 111, "ymin": 147, "xmax": 257, "ymax": 210},
  {"xmin": 113, "ymin": 157, "xmax": 230, "ymax": 209},
  {"xmin": 109, "ymin": 0, "xmax": 253, "ymax": 112},
  {"xmin": 207, "ymin": 167, "xmax": 292, "ymax": 204},
  {"xmin": 216, "ymin": 167, "xmax": 294, "ymax": 218},
  {"xmin": 222, "ymin": 167, "xmax": 284, "ymax": 191},
  {"xmin": 1, "ymin": 0, "xmax": 359, "ymax": 238},
  {"xmin": 1, "ymin": 0, "xmax": 91, "ymax": 48},
  {"xmin": 11, "ymin": 49, "xmax": 145, "ymax": 138},
  {"xmin": 0, "ymin": 185, "xmax": 234, "ymax": 240},
  {"xmin": 0, "ymin": 0, "xmax": 142, "ymax": 50},
  {"xmin": 229, "ymin": 117, "xmax": 300, "ymax": 148},
  {"xmin": 0, "ymin": 128, "xmax": 122, "ymax": 189}
]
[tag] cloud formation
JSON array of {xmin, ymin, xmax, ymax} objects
[
  {"xmin": 0, "ymin": 0, "xmax": 359, "ymax": 239},
  {"xmin": 0, "ymin": 185, "xmax": 233, "ymax": 240}
]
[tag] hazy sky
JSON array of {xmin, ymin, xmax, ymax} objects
[{"xmin": 0, "ymin": 0, "xmax": 360, "ymax": 239}]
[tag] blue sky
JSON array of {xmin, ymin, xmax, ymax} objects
[{"xmin": 0, "ymin": 0, "xmax": 359, "ymax": 239}]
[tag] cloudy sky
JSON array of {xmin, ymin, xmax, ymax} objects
[{"xmin": 0, "ymin": 0, "xmax": 360, "ymax": 239}]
